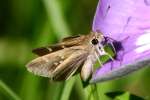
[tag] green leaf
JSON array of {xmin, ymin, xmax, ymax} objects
[
  {"xmin": 105, "ymin": 91, "xmax": 125, "ymax": 99},
  {"xmin": 129, "ymin": 94, "xmax": 145, "ymax": 100},
  {"xmin": 105, "ymin": 91, "xmax": 145, "ymax": 100}
]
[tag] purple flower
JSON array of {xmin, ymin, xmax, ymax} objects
[{"xmin": 90, "ymin": 0, "xmax": 150, "ymax": 83}]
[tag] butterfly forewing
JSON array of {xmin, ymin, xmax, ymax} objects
[
  {"xmin": 52, "ymin": 50, "xmax": 88, "ymax": 81},
  {"xmin": 26, "ymin": 46, "xmax": 89, "ymax": 80},
  {"xmin": 61, "ymin": 35, "xmax": 81, "ymax": 42},
  {"xmin": 32, "ymin": 35, "xmax": 87, "ymax": 56}
]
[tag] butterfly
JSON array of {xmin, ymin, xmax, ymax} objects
[{"xmin": 26, "ymin": 32, "xmax": 114, "ymax": 82}]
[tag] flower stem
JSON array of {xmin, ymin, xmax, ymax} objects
[
  {"xmin": 60, "ymin": 77, "xmax": 76, "ymax": 100},
  {"xmin": 94, "ymin": 84, "xmax": 100, "ymax": 100},
  {"xmin": 87, "ymin": 84, "xmax": 100, "ymax": 100}
]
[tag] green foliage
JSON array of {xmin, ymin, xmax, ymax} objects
[
  {"xmin": 0, "ymin": 0, "xmax": 150, "ymax": 100},
  {"xmin": 105, "ymin": 91, "xmax": 145, "ymax": 100}
]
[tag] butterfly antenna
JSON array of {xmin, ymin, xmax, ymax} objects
[{"xmin": 110, "ymin": 42, "xmax": 116, "ymax": 55}]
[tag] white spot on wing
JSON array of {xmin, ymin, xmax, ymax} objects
[
  {"xmin": 59, "ymin": 61, "xmax": 63, "ymax": 64},
  {"xmin": 47, "ymin": 47, "xmax": 52, "ymax": 52},
  {"xmin": 61, "ymin": 56, "xmax": 65, "ymax": 59},
  {"xmin": 42, "ymin": 57, "xmax": 49, "ymax": 62},
  {"xmin": 54, "ymin": 62, "xmax": 58, "ymax": 66}
]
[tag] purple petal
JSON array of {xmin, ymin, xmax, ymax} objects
[{"xmin": 91, "ymin": 0, "xmax": 150, "ymax": 83}]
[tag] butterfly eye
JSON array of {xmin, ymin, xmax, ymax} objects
[{"xmin": 91, "ymin": 38, "xmax": 99, "ymax": 45}]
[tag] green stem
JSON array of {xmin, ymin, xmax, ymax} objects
[
  {"xmin": 0, "ymin": 80, "xmax": 21, "ymax": 100},
  {"xmin": 91, "ymin": 84, "xmax": 99, "ymax": 100},
  {"xmin": 94, "ymin": 84, "xmax": 100, "ymax": 100},
  {"xmin": 60, "ymin": 77, "xmax": 76, "ymax": 100}
]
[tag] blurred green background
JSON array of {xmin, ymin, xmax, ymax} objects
[{"xmin": 0, "ymin": 0, "xmax": 150, "ymax": 100}]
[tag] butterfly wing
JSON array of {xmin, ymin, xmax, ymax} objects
[
  {"xmin": 26, "ymin": 46, "xmax": 89, "ymax": 81},
  {"xmin": 52, "ymin": 50, "xmax": 88, "ymax": 81},
  {"xmin": 32, "ymin": 35, "xmax": 86, "ymax": 56}
]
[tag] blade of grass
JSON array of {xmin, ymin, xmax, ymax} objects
[
  {"xmin": 0, "ymin": 80, "xmax": 21, "ymax": 100},
  {"xmin": 91, "ymin": 84, "xmax": 99, "ymax": 100},
  {"xmin": 86, "ymin": 84, "xmax": 99, "ymax": 100},
  {"xmin": 43, "ymin": 0, "xmax": 71, "ymax": 39},
  {"xmin": 43, "ymin": 0, "xmax": 75, "ymax": 100},
  {"xmin": 60, "ymin": 77, "xmax": 76, "ymax": 100},
  {"xmin": 46, "ymin": 82, "xmax": 65, "ymax": 100},
  {"xmin": 20, "ymin": 74, "xmax": 40, "ymax": 100},
  {"xmin": 74, "ymin": 76, "xmax": 87, "ymax": 100}
]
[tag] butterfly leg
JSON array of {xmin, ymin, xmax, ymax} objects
[
  {"xmin": 94, "ymin": 52, "xmax": 103, "ymax": 67},
  {"xmin": 96, "ymin": 45, "xmax": 114, "ymax": 61}
]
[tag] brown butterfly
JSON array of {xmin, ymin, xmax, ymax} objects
[{"xmin": 26, "ymin": 32, "xmax": 111, "ymax": 82}]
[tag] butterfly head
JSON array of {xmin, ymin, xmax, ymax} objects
[{"xmin": 90, "ymin": 32, "xmax": 105, "ymax": 46}]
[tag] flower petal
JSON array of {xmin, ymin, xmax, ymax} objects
[{"xmin": 91, "ymin": 0, "xmax": 150, "ymax": 83}]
